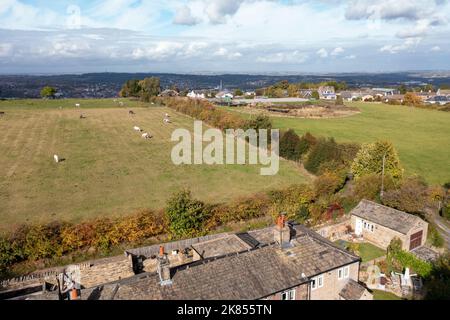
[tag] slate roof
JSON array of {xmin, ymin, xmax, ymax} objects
[
  {"xmin": 79, "ymin": 224, "xmax": 359, "ymax": 300},
  {"xmin": 191, "ymin": 234, "xmax": 252, "ymax": 259},
  {"xmin": 18, "ymin": 224, "xmax": 361, "ymax": 301},
  {"xmin": 350, "ymin": 200, "xmax": 425, "ymax": 235},
  {"xmin": 410, "ymin": 246, "xmax": 439, "ymax": 262},
  {"xmin": 339, "ymin": 279, "xmax": 367, "ymax": 300}
]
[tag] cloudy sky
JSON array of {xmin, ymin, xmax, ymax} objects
[{"xmin": 0, "ymin": 0, "xmax": 449, "ymax": 74}]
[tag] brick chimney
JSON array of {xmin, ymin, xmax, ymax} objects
[
  {"xmin": 157, "ymin": 246, "xmax": 172, "ymax": 286},
  {"xmin": 274, "ymin": 212, "xmax": 291, "ymax": 247}
]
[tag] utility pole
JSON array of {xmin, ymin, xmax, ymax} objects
[{"xmin": 380, "ymin": 152, "xmax": 386, "ymax": 199}]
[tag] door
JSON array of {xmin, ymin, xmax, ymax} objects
[
  {"xmin": 409, "ymin": 231, "xmax": 423, "ymax": 250},
  {"xmin": 355, "ymin": 218, "xmax": 363, "ymax": 236}
]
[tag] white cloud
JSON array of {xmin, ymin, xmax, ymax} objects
[
  {"xmin": 430, "ymin": 46, "xmax": 441, "ymax": 51},
  {"xmin": 317, "ymin": 48, "xmax": 328, "ymax": 58},
  {"xmin": 344, "ymin": 54, "xmax": 356, "ymax": 59},
  {"xmin": 213, "ymin": 47, "xmax": 242, "ymax": 59},
  {"xmin": 257, "ymin": 51, "xmax": 308, "ymax": 63},
  {"xmin": 379, "ymin": 38, "xmax": 421, "ymax": 54},
  {"xmin": 345, "ymin": 0, "xmax": 440, "ymax": 21},
  {"xmin": 0, "ymin": 43, "xmax": 13, "ymax": 57},
  {"xmin": 331, "ymin": 47, "xmax": 345, "ymax": 56},
  {"xmin": 205, "ymin": 0, "xmax": 245, "ymax": 24},
  {"xmin": 173, "ymin": 6, "xmax": 201, "ymax": 26}
]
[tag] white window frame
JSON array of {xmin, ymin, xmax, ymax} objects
[
  {"xmin": 312, "ymin": 275, "xmax": 324, "ymax": 290},
  {"xmin": 344, "ymin": 266, "xmax": 350, "ymax": 278},
  {"xmin": 281, "ymin": 289, "xmax": 296, "ymax": 300},
  {"xmin": 338, "ymin": 266, "xmax": 350, "ymax": 280}
]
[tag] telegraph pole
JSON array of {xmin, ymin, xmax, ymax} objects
[{"xmin": 380, "ymin": 153, "xmax": 386, "ymax": 199}]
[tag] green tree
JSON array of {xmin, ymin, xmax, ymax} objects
[
  {"xmin": 382, "ymin": 176, "xmax": 428, "ymax": 214},
  {"xmin": 119, "ymin": 79, "xmax": 141, "ymax": 97},
  {"xmin": 304, "ymin": 138, "xmax": 340, "ymax": 174},
  {"xmin": 138, "ymin": 77, "xmax": 161, "ymax": 101},
  {"xmin": 279, "ymin": 129, "xmax": 302, "ymax": 161},
  {"xmin": 351, "ymin": 141, "xmax": 403, "ymax": 180},
  {"xmin": 234, "ymin": 89, "xmax": 243, "ymax": 97},
  {"xmin": 311, "ymin": 91, "xmax": 320, "ymax": 100},
  {"xmin": 40, "ymin": 86, "xmax": 57, "ymax": 99},
  {"xmin": 398, "ymin": 84, "xmax": 408, "ymax": 94},
  {"xmin": 165, "ymin": 190, "xmax": 208, "ymax": 238}
]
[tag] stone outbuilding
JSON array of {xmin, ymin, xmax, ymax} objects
[{"xmin": 350, "ymin": 200, "xmax": 428, "ymax": 251}]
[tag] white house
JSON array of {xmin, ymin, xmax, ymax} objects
[{"xmin": 187, "ymin": 91, "xmax": 206, "ymax": 99}]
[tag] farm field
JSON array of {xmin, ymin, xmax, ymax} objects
[
  {"xmin": 0, "ymin": 99, "xmax": 309, "ymax": 229},
  {"xmin": 226, "ymin": 102, "xmax": 450, "ymax": 184}
]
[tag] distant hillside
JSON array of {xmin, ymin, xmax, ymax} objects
[{"xmin": 1, "ymin": 72, "xmax": 449, "ymax": 99}]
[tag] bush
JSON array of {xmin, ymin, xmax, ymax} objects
[
  {"xmin": 268, "ymin": 184, "xmax": 314, "ymax": 223},
  {"xmin": 387, "ymin": 238, "xmax": 432, "ymax": 277},
  {"xmin": 313, "ymin": 171, "xmax": 346, "ymax": 198},
  {"xmin": 165, "ymin": 190, "xmax": 209, "ymax": 239},
  {"xmin": 304, "ymin": 138, "xmax": 340, "ymax": 174},
  {"xmin": 382, "ymin": 176, "xmax": 428, "ymax": 215},
  {"xmin": 428, "ymin": 224, "xmax": 444, "ymax": 248},
  {"xmin": 297, "ymin": 132, "xmax": 317, "ymax": 157},
  {"xmin": 279, "ymin": 129, "xmax": 302, "ymax": 161}
]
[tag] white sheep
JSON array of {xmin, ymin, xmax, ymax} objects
[
  {"xmin": 164, "ymin": 118, "xmax": 171, "ymax": 124},
  {"xmin": 75, "ymin": 103, "xmax": 80, "ymax": 108},
  {"xmin": 165, "ymin": 113, "xmax": 170, "ymax": 118},
  {"xmin": 54, "ymin": 155, "xmax": 60, "ymax": 163},
  {"xmin": 134, "ymin": 126, "xmax": 142, "ymax": 132},
  {"xmin": 119, "ymin": 102, "xmax": 124, "ymax": 106},
  {"xmin": 142, "ymin": 133, "xmax": 152, "ymax": 139}
]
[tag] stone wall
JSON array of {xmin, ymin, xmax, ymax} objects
[
  {"xmin": 0, "ymin": 255, "xmax": 134, "ymax": 294},
  {"xmin": 309, "ymin": 261, "xmax": 360, "ymax": 300},
  {"xmin": 351, "ymin": 215, "xmax": 407, "ymax": 249},
  {"xmin": 314, "ymin": 218, "xmax": 352, "ymax": 241}
]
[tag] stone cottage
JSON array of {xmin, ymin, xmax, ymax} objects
[{"xmin": 350, "ymin": 200, "xmax": 428, "ymax": 251}]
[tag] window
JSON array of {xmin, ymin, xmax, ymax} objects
[
  {"xmin": 281, "ymin": 289, "xmax": 296, "ymax": 300},
  {"xmin": 338, "ymin": 266, "xmax": 350, "ymax": 280},
  {"xmin": 312, "ymin": 275, "xmax": 324, "ymax": 290}
]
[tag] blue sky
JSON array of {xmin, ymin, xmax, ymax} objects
[{"xmin": 0, "ymin": 0, "xmax": 449, "ymax": 74}]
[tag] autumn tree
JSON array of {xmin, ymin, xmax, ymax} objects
[
  {"xmin": 403, "ymin": 92, "xmax": 423, "ymax": 107},
  {"xmin": 40, "ymin": 86, "xmax": 57, "ymax": 99},
  {"xmin": 351, "ymin": 140, "xmax": 403, "ymax": 180}
]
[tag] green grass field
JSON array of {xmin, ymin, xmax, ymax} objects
[
  {"xmin": 227, "ymin": 102, "xmax": 450, "ymax": 184},
  {"xmin": 0, "ymin": 99, "xmax": 309, "ymax": 229}
]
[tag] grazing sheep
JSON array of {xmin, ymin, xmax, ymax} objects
[
  {"xmin": 129, "ymin": 110, "xmax": 135, "ymax": 115},
  {"xmin": 133, "ymin": 126, "xmax": 142, "ymax": 132},
  {"xmin": 119, "ymin": 102, "xmax": 124, "ymax": 106},
  {"xmin": 164, "ymin": 118, "xmax": 171, "ymax": 124},
  {"xmin": 0, "ymin": 111, "xmax": 5, "ymax": 117},
  {"xmin": 75, "ymin": 103, "xmax": 80, "ymax": 108},
  {"xmin": 165, "ymin": 113, "xmax": 170, "ymax": 118},
  {"xmin": 54, "ymin": 155, "xmax": 60, "ymax": 163},
  {"xmin": 80, "ymin": 114, "xmax": 86, "ymax": 119},
  {"xmin": 142, "ymin": 133, "xmax": 152, "ymax": 139}
]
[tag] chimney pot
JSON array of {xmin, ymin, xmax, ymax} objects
[{"xmin": 159, "ymin": 246, "xmax": 165, "ymax": 257}]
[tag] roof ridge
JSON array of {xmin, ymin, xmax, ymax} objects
[{"xmin": 359, "ymin": 199, "xmax": 421, "ymax": 221}]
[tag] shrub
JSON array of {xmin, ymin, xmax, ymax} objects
[
  {"xmin": 268, "ymin": 184, "xmax": 314, "ymax": 222},
  {"xmin": 304, "ymin": 138, "xmax": 340, "ymax": 174},
  {"xmin": 382, "ymin": 176, "xmax": 428, "ymax": 215},
  {"xmin": 428, "ymin": 224, "xmax": 444, "ymax": 248},
  {"xmin": 313, "ymin": 171, "xmax": 346, "ymax": 198},
  {"xmin": 279, "ymin": 129, "xmax": 302, "ymax": 161},
  {"xmin": 352, "ymin": 173, "xmax": 395, "ymax": 202},
  {"xmin": 297, "ymin": 132, "xmax": 317, "ymax": 157},
  {"xmin": 387, "ymin": 238, "xmax": 432, "ymax": 277},
  {"xmin": 425, "ymin": 254, "xmax": 450, "ymax": 300},
  {"xmin": 165, "ymin": 190, "xmax": 209, "ymax": 239}
]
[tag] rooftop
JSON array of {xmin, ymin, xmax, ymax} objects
[
  {"xmin": 339, "ymin": 279, "xmax": 368, "ymax": 300},
  {"xmin": 350, "ymin": 200, "xmax": 425, "ymax": 235},
  {"xmin": 22, "ymin": 223, "xmax": 360, "ymax": 300}
]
